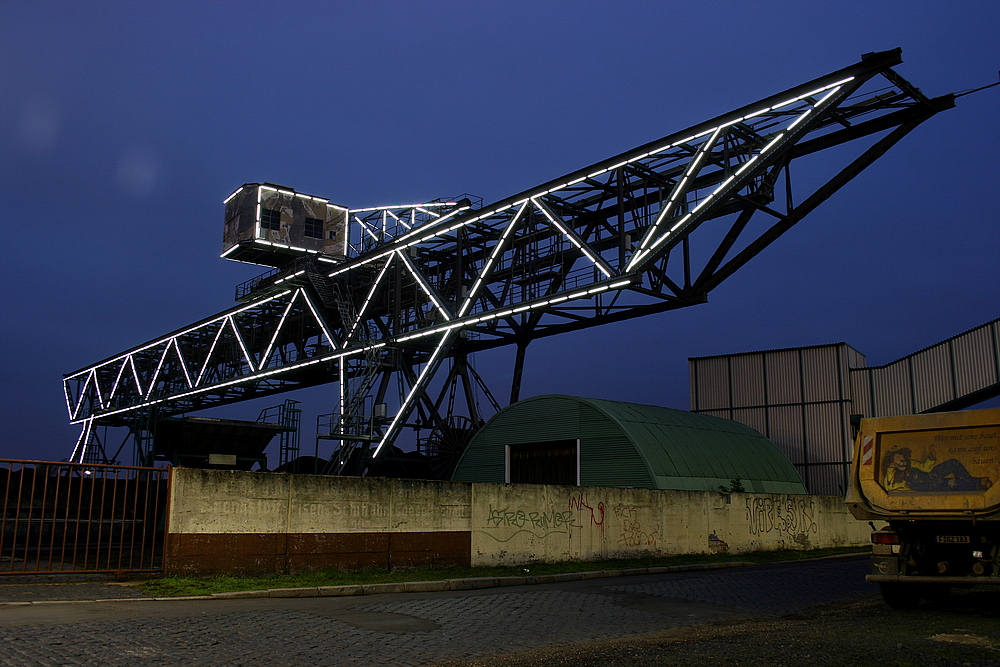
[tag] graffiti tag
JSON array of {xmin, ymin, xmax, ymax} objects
[
  {"xmin": 485, "ymin": 504, "xmax": 579, "ymax": 531},
  {"xmin": 745, "ymin": 497, "xmax": 817, "ymax": 536}
]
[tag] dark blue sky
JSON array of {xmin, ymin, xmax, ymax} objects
[{"xmin": 1, "ymin": 1, "xmax": 997, "ymax": 463}]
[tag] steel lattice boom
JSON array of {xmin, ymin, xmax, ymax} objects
[{"xmin": 64, "ymin": 49, "xmax": 955, "ymax": 470}]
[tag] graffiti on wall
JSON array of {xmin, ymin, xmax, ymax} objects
[
  {"xmin": 612, "ymin": 503, "xmax": 662, "ymax": 549},
  {"xmin": 481, "ymin": 503, "xmax": 580, "ymax": 541},
  {"xmin": 568, "ymin": 494, "xmax": 605, "ymax": 526},
  {"xmin": 745, "ymin": 496, "xmax": 817, "ymax": 538}
]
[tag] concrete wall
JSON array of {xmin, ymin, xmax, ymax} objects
[
  {"xmin": 166, "ymin": 469, "xmax": 870, "ymax": 576},
  {"xmin": 471, "ymin": 483, "xmax": 868, "ymax": 566},
  {"xmin": 166, "ymin": 470, "xmax": 472, "ymax": 576}
]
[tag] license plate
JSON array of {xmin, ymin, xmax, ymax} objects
[{"xmin": 936, "ymin": 535, "xmax": 970, "ymax": 544}]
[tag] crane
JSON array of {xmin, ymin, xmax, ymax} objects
[{"xmin": 64, "ymin": 49, "xmax": 955, "ymax": 475}]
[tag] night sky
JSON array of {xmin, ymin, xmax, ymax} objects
[{"xmin": 1, "ymin": 1, "xmax": 997, "ymax": 464}]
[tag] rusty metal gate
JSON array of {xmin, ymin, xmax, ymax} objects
[{"xmin": 0, "ymin": 460, "xmax": 170, "ymax": 576}]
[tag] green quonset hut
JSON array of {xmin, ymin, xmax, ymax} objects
[{"xmin": 452, "ymin": 395, "xmax": 806, "ymax": 493}]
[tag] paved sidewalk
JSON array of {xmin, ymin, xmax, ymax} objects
[
  {"xmin": 0, "ymin": 554, "xmax": 862, "ymax": 606},
  {"xmin": 0, "ymin": 557, "xmax": 877, "ymax": 666}
]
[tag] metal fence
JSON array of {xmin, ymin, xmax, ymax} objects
[{"xmin": 0, "ymin": 460, "xmax": 170, "ymax": 576}]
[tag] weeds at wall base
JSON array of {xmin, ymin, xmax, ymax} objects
[{"xmin": 141, "ymin": 546, "xmax": 864, "ymax": 597}]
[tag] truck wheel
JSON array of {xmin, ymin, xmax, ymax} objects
[{"xmin": 880, "ymin": 582, "xmax": 921, "ymax": 609}]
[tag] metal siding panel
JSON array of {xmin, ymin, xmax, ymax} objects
[
  {"xmin": 578, "ymin": 404, "xmax": 653, "ymax": 488},
  {"xmin": 765, "ymin": 349, "xmax": 803, "ymax": 405},
  {"xmin": 804, "ymin": 403, "xmax": 846, "ymax": 465},
  {"xmin": 765, "ymin": 405, "xmax": 805, "ymax": 464},
  {"xmin": 691, "ymin": 357, "xmax": 730, "ymax": 410},
  {"xmin": 801, "ymin": 346, "xmax": 840, "ymax": 402},
  {"xmin": 871, "ymin": 364, "xmax": 912, "ymax": 417},
  {"xmin": 451, "ymin": 438, "xmax": 505, "ymax": 483},
  {"xmin": 911, "ymin": 344, "xmax": 953, "ymax": 412},
  {"xmin": 730, "ymin": 354, "xmax": 765, "ymax": 407},
  {"xmin": 953, "ymin": 325, "xmax": 998, "ymax": 396},
  {"xmin": 802, "ymin": 464, "xmax": 848, "ymax": 496},
  {"xmin": 729, "ymin": 407, "xmax": 768, "ymax": 437},
  {"xmin": 846, "ymin": 345, "xmax": 867, "ymax": 370},
  {"xmin": 850, "ymin": 368, "xmax": 873, "ymax": 417},
  {"xmin": 992, "ymin": 320, "xmax": 1000, "ymax": 384}
]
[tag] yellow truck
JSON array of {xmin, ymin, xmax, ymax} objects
[{"xmin": 846, "ymin": 408, "xmax": 1000, "ymax": 608}]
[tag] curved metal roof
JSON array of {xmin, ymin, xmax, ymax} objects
[{"xmin": 453, "ymin": 394, "xmax": 806, "ymax": 493}]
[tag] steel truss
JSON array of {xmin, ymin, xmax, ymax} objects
[{"xmin": 64, "ymin": 49, "xmax": 954, "ymax": 470}]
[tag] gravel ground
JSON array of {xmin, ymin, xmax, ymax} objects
[{"xmin": 434, "ymin": 587, "xmax": 1000, "ymax": 667}]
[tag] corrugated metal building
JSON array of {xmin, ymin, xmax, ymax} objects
[
  {"xmin": 452, "ymin": 394, "xmax": 806, "ymax": 494},
  {"xmin": 850, "ymin": 318, "xmax": 1000, "ymax": 418},
  {"xmin": 689, "ymin": 317, "xmax": 1000, "ymax": 496},
  {"xmin": 690, "ymin": 343, "xmax": 864, "ymax": 496}
]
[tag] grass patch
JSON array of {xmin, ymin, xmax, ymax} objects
[{"xmin": 141, "ymin": 546, "xmax": 864, "ymax": 597}]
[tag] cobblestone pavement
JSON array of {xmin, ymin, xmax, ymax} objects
[
  {"xmin": 0, "ymin": 557, "xmax": 876, "ymax": 665},
  {"xmin": 0, "ymin": 581, "xmax": 150, "ymax": 603}
]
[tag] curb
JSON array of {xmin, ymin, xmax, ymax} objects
[{"xmin": 0, "ymin": 553, "xmax": 866, "ymax": 606}]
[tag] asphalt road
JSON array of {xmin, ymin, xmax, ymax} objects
[{"xmin": 0, "ymin": 556, "xmax": 995, "ymax": 666}]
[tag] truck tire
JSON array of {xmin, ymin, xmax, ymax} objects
[{"xmin": 879, "ymin": 582, "xmax": 921, "ymax": 609}]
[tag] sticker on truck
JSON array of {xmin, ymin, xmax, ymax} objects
[{"xmin": 878, "ymin": 425, "xmax": 998, "ymax": 494}]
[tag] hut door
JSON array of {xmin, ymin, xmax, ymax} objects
[{"xmin": 506, "ymin": 439, "xmax": 579, "ymax": 485}]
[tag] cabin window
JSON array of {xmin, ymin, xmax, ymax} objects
[
  {"xmin": 304, "ymin": 217, "xmax": 323, "ymax": 239},
  {"xmin": 260, "ymin": 208, "xmax": 281, "ymax": 231}
]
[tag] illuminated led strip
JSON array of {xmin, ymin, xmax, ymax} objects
[
  {"xmin": 65, "ymin": 290, "xmax": 295, "ymax": 383},
  {"xmin": 413, "ymin": 207, "xmax": 443, "ymax": 218},
  {"xmin": 173, "ymin": 338, "xmax": 194, "ymax": 389},
  {"xmin": 70, "ymin": 371, "xmax": 96, "ymax": 420},
  {"xmin": 326, "ymin": 205, "xmax": 474, "ymax": 279},
  {"xmin": 129, "ymin": 357, "xmax": 144, "ymax": 398},
  {"xmin": 228, "ymin": 315, "xmax": 257, "ymax": 374},
  {"xmin": 223, "ymin": 186, "xmax": 244, "ymax": 205},
  {"xmin": 88, "ymin": 369, "xmax": 104, "ymax": 411},
  {"xmin": 299, "ymin": 289, "xmax": 338, "ymax": 350},
  {"xmin": 63, "ymin": 374, "xmax": 77, "ymax": 419},
  {"xmin": 256, "ymin": 186, "xmax": 263, "ymax": 238},
  {"xmin": 324, "ymin": 79, "xmax": 855, "ymax": 286},
  {"xmin": 338, "ymin": 355, "xmax": 346, "ymax": 432},
  {"xmin": 348, "ymin": 258, "xmax": 394, "ymax": 341},
  {"xmin": 633, "ymin": 125, "xmax": 725, "ymax": 259},
  {"xmin": 372, "ymin": 331, "xmax": 456, "ymax": 458},
  {"xmin": 458, "ymin": 201, "xmax": 529, "ymax": 318},
  {"xmin": 396, "ymin": 278, "xmax": 634, "ymax": 344},
  {"xmin": 532, "ymin": 198, "xmax": 614, "ymax": 278},
  {"xmin": 348, "ymin": 202, "xmax": 456, "ymax": 214},
  {"xmin": 354, "ymin": 215, "xmax": 382, "ymax": 242},
  {"xmin": 259, "ymin": 290, "xmax": 300, "ymax": 372},
  {"xmin": 107, "ymin": 359, "xmax": 128, "ymax": 406},
  {"xmin": 143, "ymin": 339, "xmax": 195, "ymax": 400},
  {"xmin": 70, "ymin": 418, "xmax": 94, "ymax": 463},
  {"xmin": 195, "ymin": 321, "xmax": 227, "ymax": 387},
  {"xmin": 627, "ymin": 82, "xmax": 852, "ymax": 272},
  {"xmin": 71, "ymin": 341, "xmax": 389, "ymax": 424},
  {"xmin": 144, "ymin": 342, "xmax": 172, "ymax": 400},
  {"xmin": 396, "ymin": 250, "xmax": 454, "ymax": 321},
  {"xmin": 341, "ymin": 203, "xmax": 461, "ymax": 254},
  {"xmin": 70, "ymin": 278, "xmax": 639, "ymax": 422}
]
